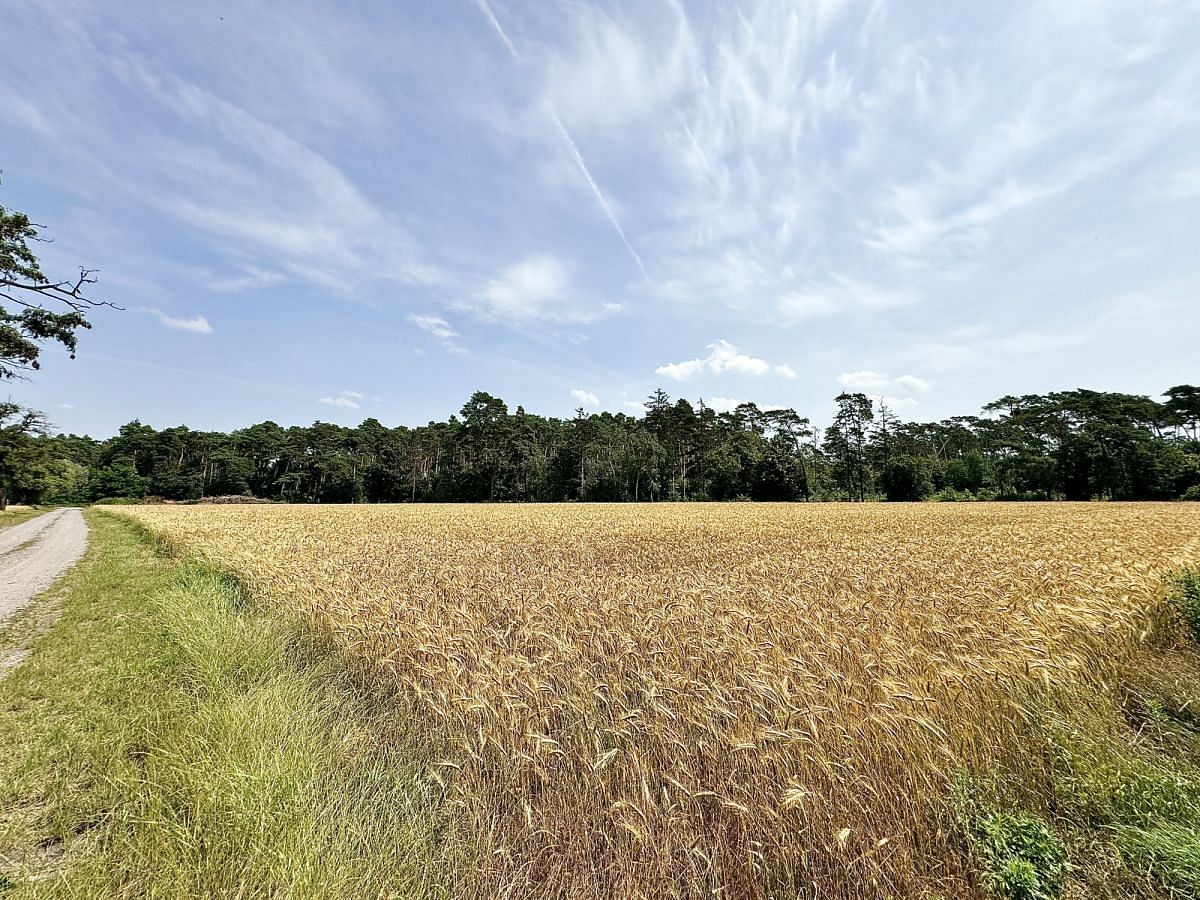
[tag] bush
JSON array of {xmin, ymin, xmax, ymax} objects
[
  {"xmin": 970, "ymin": 812, "xmax": 1066, "ymax": 900},
  {"xmin": 92, "ymin": 497, "xmax": 143, "ymax": 505},
  {"xmin": 881, "ymin": 456, "xmax": 933, "ymax": 501},
  {"xmin": 954, "ymin": 775, "xmax": 1066, "ymax": 900},
  {"xmin": 1170, "ymin": 569, "xmax": 1200, "ymax": 640},
  {"xmin": 1181, "ymin": 484, "xmax": 1200, "ymax": 501},
  {"xmin": 930, "ymin": 487, "xmax": 976, "ymax": 502}
]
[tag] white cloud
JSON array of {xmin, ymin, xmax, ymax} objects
[
  {"xmin": 318, "ymin": 391, "xmax": 361, "ymax": 410},
  {"xmin": 479, "ymin": 255, "xmax": 569, "ymax": 320},
  {"xmin": 409, "ymin": 314, "xmax": 458, "ymax": 341},
  {"xmin": 570, "ymin": 388, "xmax": 600, "ymax": 407},
  {"xmin": 706, "ymin": 396, "xmax": 743, "ymax": 413},
  {"xmin": 409, "ymin": 313, "xmax": 469, "ymax": 354},
  {"xmin": 146, "ymin": 308, "xmax": 213, "ymax": 334},
  {"xmin": 776, "ymin": 292, "xmax": 838, "ymax": 321},
  {"xmin": 838, "ymin": 371, "xmax": 930, "ymax": 395},
  {"xmin": 657, "ymin": 340, "xmax": 794, "ymax": 382},
  {"xmin": 57, "ymin": 403, "xmax": 75, "ymax": 410},
  {"xmin": 892, "ymin": 374, "xmax": 930, "ymax": 393},
  {"xmin": 838, "ymin": 371, "xmax": 890, "ymax": 391}
]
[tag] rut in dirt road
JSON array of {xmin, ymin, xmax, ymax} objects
[{"xmin": 0, "ymin": 509, "xmax": 89, "ymax": 626}]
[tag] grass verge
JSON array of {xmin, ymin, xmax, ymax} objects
[
  {"xmin": 0, "ymin": 511, "xmax": 446, "ymax": 898},
  {"xmin": 0, "ymin": 509, "xmax": 45, "ymax": 531},
  {"xmin": 955, "ymin": 568, "xmax": 1200, "ymax": 900}
]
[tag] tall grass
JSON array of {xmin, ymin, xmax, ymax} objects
[{"xmin": 0, "ymin": 514, "xmax": 445, "ymax": 898}]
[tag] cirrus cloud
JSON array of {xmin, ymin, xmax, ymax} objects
[{"xmin": 838, "ymin": 371, "xmax": 930, "ymax": 395}]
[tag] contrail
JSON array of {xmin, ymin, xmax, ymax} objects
[
  {"xmin": 471, "ymin": 0, "xmax": 518, "ymax": 59},
  {"xmin": 549, "ymin": 112, "xmax": 649, "ymax": 279},
  {"xmin": 469, "ymin": 0, "xmax": 649, "ymax": 279}
]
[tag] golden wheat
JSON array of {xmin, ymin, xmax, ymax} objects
[{"xmin": 114, "ymin": 502, "xmax": 1200, "ymax": 899}]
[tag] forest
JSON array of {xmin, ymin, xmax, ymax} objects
[{"xmin": 3, "ymin": 385, "xmax": 1198, "ymax": 506}]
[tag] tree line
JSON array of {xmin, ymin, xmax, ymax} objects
[{"xmin": 3, "ymin": 385, "xmax": 1198, "ymax": 506}]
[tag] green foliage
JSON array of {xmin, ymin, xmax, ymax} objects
[
  {"xmin": 954, "ymin": 776, "xmax": 1066, "ymax": 900},
  {"xmin": 1, "ymin": 205, "xmax": 102, "ymax": 381},
  {"xmin": 1169, "ymin": 569, "xmax": 1200, "ymax": 640},
  {"xmin": 930, "ymin": 486, "xmax": 979, "ymax": 502},
  {"xmin": 86, "ymin": 460, "xmax": 149, "ymax": 502},
  {"xmin": 880, "ymin": 455, "xmax": 932, "ymax": 501}
]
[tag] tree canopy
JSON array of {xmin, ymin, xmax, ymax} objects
[{"xmin": 13, "ymin": 385, "xmax": 1199, "ymax": 506}]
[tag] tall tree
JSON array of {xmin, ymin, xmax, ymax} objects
[
  {"xmin": 1165, "ymin": 385, "xmax": 1200, "ymax": 442},
  {"xmin": 825, "ymin": 393, "xmax": 875, "ymax": 501}
]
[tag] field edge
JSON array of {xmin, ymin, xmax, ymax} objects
[{"xmin": 0, "ymin": 510, "xmax": 447, "ymax": 898}]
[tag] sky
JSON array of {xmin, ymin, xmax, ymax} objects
[{"xmin": 2, "ymin": 0, "xmax": 1199, "ymax": 438}]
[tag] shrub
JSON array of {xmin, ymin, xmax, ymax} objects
[
  {"xmin": 953, "ymin": 774, "xmax": 1066, "ymax": 900},
  {"xmin": 1170, "ymin": 569, "xmax": 1200, "ymax": 640}
]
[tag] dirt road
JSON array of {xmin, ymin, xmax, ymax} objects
[{"xmin": 0, "ymin": 509, "xmax": 89, "ymax": 626}]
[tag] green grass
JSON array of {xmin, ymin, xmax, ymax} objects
[
  {"xmin": 1169, "ymin": 569, "xmax": 1200, "ymax": 641},
  {"xmin": 0, "ymin": 512, "xmax": 446, "ymax": 898},
  {"xmin": 0, "ymin": 508, "xmax": 45, "ymax": 530}
]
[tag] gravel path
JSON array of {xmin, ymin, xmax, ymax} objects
[{"xmin": 0, "ymin": 509, "xmax": 89, "ymax": 626}]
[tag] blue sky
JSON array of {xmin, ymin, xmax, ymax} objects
[{"xmin": 3, "ymin": 0, "xmax": 1198, "ymax": 437}]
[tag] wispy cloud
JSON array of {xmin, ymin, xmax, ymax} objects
[
  {"xmin": 470, "ymin": 0, "xmax": 648, "ymax": 279},
  {"xmin": 838, "ymin": 371, "xmax": 930, "ymax": 394},
  {"xmin": 318, "ymin": 391, "xmax": 362, "ymax": 410},
  {"xmin": 409, "ymin": 314, "xmax": 455, "ymax": 339},
  {"xmin": 210, "ymin": 266, "xmax": 286, "ymax": 293},
  {"xmin": 145, "ymin": 308, "xmax": 213, "ymax": 334},
  {"xmin": 98, "ymin": 47, "xmax": 442, "ymax": 295},
  {"xmin": 410, "ymin": 313, "xmax": 469, "ymax": 354},
  {"xmin": 776, "ymin": 277, "xmax": 910, "ymax": 323}
]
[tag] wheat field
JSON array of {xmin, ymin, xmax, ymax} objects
[{"xmin": 113, "ymin": 503, "xmax": 1200, "ymax": 898}]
